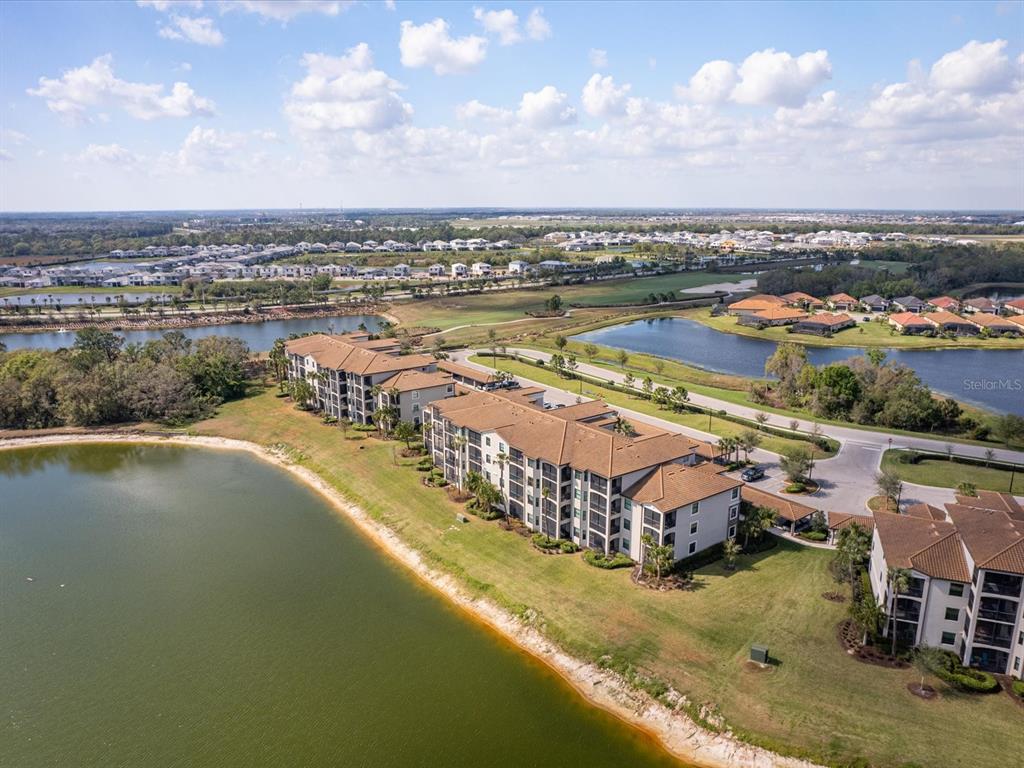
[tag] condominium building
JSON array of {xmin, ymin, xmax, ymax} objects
[
  {"xmin": 869, "ymin": 491, "xmax": 1024, "ymax": 679},
  {"xmin": 422, "ymin": 388, "xmax": 743, "ymax": 561},
  {"xmin": 284, "ymin": 332, "xmax": 452, "ymax": 426}
]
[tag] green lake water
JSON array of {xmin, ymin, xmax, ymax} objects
[{"xmin": 0, "ymin": 443, "xmax": 687, "ymax": 768}]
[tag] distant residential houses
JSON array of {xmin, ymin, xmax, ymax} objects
[{"xmin": 726, "ymin": 292, "xmax": 1022, "ymax": 337}]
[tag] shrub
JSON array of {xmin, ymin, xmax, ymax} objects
[
  {"xmin": 800, "ymin": 530, "xmax": 828, "ymax": 542},
  {"xmin": 531, "ymin": 533, "xmax": 561, "ymax": 551},
  {"xmin": 674, "ymin": 541, "xmax": 724, "ymax": 571},
  {"xmin": 930, "ymin": 650, "xmax": 1001, "ymax": 693},
  {"xmin": 1012, "ymin": 679, "xmax": 1024, "ymax": 699},
  {"xmin": 559, "ymin": 540, "xmax": 580, "ymax": 553},
  {"xmin": 583, "ymin": 549, "xmax": 634, "ymax": 569},
  {"xmin": 353, "ymin": 423, "xmax": 376, "ymax": 432}
]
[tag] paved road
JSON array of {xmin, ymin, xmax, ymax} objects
[{"xmin": 453, "ymin": 348, "xmax": 1024, "ymax": 517}]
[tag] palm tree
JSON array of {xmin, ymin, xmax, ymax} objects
[
  {"xmin": 887, "ymin": 567, "xmax": 911, "ymax": 657},
  {"xmin": 451, "ymin": 434, "xmax": 467, "ymax": 488},
  {"xmin": 394, "ymin": 420, "xmax": 416, "ymax": 450},
  {"xmin": 723, "ymin": 538, "xmax": 741, "ymax": 570},
  {"xmin": 741, "ymin": 504, "xmax": 775, "ymax": 549},
  {"xmin": 495, "ymin": 451, "xmax": 510, "ymax": 523}
]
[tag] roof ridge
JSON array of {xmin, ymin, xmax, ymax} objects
[{"xmin": 980, "ymin": 535, "xmax": 1024, "ymax": 567}]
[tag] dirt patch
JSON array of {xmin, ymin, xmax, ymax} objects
[
  {"xmin": 837, "ymin": 620, "xmax": 909, "ymax": 669},
  {"xmin": 907, "ymin": 683, "xmax": 937, "ymax": 700},
  {"xmin": 822, "ymin": 591, "xmax": 847, "ymax": 603},
  {"xmin": 743, "ymin": 660, "xmax": 774, "ymax": 674}
]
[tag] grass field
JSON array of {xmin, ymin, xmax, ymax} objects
[
  {"xmin": 0, "ymin": 285, "xmax": 183, "ymax": 298},
  {"xmin": 389, "ymin": 272, "xmax": 741, "ymax": 330},
  {"xmin": 853, "ymin": 260, "xmax": 911, "ymax": 275},
  {"xmin": 191, "ymin": 389, "xmax": 1024, "ymax": 768},
  {"xmin": 689, "ymin": 308, "xmax": 1024, "ymax": 350},
  {"xmin": 468, "ymin": 354, "xmax": 835, "ymax": 458},
  {"xmin": 881, "ymin": 450, "xmax": 1022, "ymax": 494}
]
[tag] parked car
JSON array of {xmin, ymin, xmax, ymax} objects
[{"xmin": 741, "ymin": 466, "xmax": 765, "ymax": 482}]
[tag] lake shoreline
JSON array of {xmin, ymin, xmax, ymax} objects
[
  {"xmin": 0, "ymin": 430, "xmax": 822, "ymax": 768},
  {"xmin": 0, "ymin": 303, "xmax": 386, "ymax": 335}
]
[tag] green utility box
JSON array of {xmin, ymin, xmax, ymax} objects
[{"xmin": 750, "ymin": 645, "xmax": 770, "ymax": 664}]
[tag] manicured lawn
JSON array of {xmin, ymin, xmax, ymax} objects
[
  {"xmin": 191, "ymin": 389, "xmax": 1024, "ymax": 768},
  {"xmin": 688, "ymin": 307, "xmax": 1024, "ymax": 350},
  {"xmin": 881, "ymin": 450, "xmax": 1022, "ymax": 494},
  {"xmin": 854, "ymin": 259, "xmax": 911, "ymax": 275},
  {"xmin": 390, "ymin": 273, "xmax": 737, "ymax": 330}
]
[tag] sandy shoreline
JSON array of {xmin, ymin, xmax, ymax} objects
[{"xmin": 0, "ymin": 431, "xmax": 822, "ymax": 768}]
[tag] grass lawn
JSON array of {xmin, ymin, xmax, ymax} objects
[
  {"xmin": 688, "ymin": 307, "xmax": 1024, "ymax": 350},
  {"xmin": 469, "ymin": 354, "xmax": 835, "ymax": 458},
  {"xmin": 190, "ymin": 388, "xmax": 1024, "ymax": 768},
  {"xmin": 853, "ymin": 260, "xmax": 911, "ymax": 275},
  {"xmin": 881, "ymin": 450, "xmax": 1023, "ymax": 494},
  {"xmin": 389, "ymin": 273, "xmax": 739, "ymax": 330},
  {"xmin": 0, "ymin": 285, "xmax": 183, "ymax": 298}
]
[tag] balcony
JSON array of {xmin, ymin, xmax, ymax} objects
[
  {"xmin": 977, "ymin": 597, "xmax": 1019, "ymax": 624},
  {"xmin": 982, "ymin": 572, "xmax": 1023, "ymax": 598},
  {"xmin": 972, "ymin": 620, "xmax": 1014, "ymax": 650}
]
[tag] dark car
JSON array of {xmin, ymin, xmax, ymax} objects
[{"xmin": 741, "ymin": 466, "xmax": 765, "ymax": 482}]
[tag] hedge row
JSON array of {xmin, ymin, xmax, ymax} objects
[
  {"xmin": 931, "ymin": 650, "xmax": 1001, "ymax": 693},
  {"xmin": 583, "ymin": 550, "xmax": 634, "ymax": 569},
  {"xmin": 893, "ymin": 449, "xmax": 1022, "ymax": 474}
]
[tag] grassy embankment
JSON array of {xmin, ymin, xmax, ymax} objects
[
  {"xmin": 0, "ymin": 285, "xmax": 184, "ymax": 298},
  {"xmin": 190, "ymin": 388, "xmax": 1024, "ymax": 768},
  {"xmin": 468, "ymin": 354, "xmax": 834, "ymax": 459},
  {"xmin": 686, "ymin": 307, "xmax": 1024, "ymax": 350},
  {"xmin": 880, "ymin": 450, "xmax": 1022, "ymax": 494}
]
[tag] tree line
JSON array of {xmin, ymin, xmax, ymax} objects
[{"xmin": 0, "ymin": 329, "xmax": 250, "ymax": 429}]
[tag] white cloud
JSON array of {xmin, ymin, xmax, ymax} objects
[
  {"xmin": 2, "ymin": 129, "xmax": 29, "ymax": 145},
  {"xmin": 220, "ymin": 1, "xmax": 352, "ymax": 21},
  {"xmin": 517, "ymin": 85, "xmax": 575, "ymax": 127},
  {"xmin": 525, "ymin": 8, "xmax": 551, "ymax": 40},
  {"xmin": 678, "ymin": 59, "xmax": 736, "ymax": 103},
  {"xmin": 581, "ymin": 73, "xmax": 630, "ymax": 117},
  {"xmin": 399, "ymin": 18, "xmax": 488, "ymax": 75},
  {"xmin": 730, "ymin": 48, "xmax": 832, "ymax": 107},
  {"xmin": 171, "ymin": 126, "xmax": 249, "ymax": 172},
  {"xmin": 79, "ymin": 143, "xmax": 143, "ymax": 168},
  {"xmin": 456, "ymin": 99, "xmax": 512, "ymax": 121},
  {"xmin": 929, "ymin": 39, "xmax": 1013, "ymax": 94},
  {"xmin": 137, "ymin": 0, "xmax": 204, "ymax": 10},
  {"xmin": 158, "ymin": 15, "xmax": 225, "ymax": 46},
  {"xmin": 588, "ymin": 48, "xmax": 608, "ymax": 68},
  {"xmin": 285, "ymin": 43, "xmax": 412, "ymax": 132},
  {"xmin": 774, "ymin": 90, "xmax": 841, "ymax": 128},
  {"xmin": 27, "ymin": 54, "xmax": 215, "ymax": 121},
  {"xmin": 473, "ymin": 7, "xmax": 521, "ymax": 45}
]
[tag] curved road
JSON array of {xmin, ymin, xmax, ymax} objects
[{"xmin": 453, "ymin": 348, "xmax": 1024, "ymax": 517}]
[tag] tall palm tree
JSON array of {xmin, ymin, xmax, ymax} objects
[{"xmin": 888, "ymin": 567, "xmax": 911, "ymax": 657}]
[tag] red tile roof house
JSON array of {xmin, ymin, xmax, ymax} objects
[
  {"xmin": 888, "ymin": 312, "xmax": 933, "ymax": 334},
  {"xmin": 963, "ymin": 297, "xmax": 1000, "ymax": 314},
  {"xmin": 1006, "ymin": 298, "xmax": 1024, "ymax": 316},
  {"xmin": 781, "ymin": 291, "xmax": 825, "ymax": 309},
  {"xmin": 826, "ymin": 293, "xmax": 859, "ymax": 311},
  {"xmin": 791, "ymin": 312, "xmax": 856, "ymax": 336},
  {"xmin": 737, "ymin": 306, "xmax": 808, "ymax": 328},
  {"xmin": 921, "ymin": 311, "xmax": 979, "ymax": 336},
  {"xmin": 928, "ymin": 296, "xmax": 962, "ymax": 312},
  {"xmin": 970, "ymin": 312, "xmax": 1021, "ymax": 336},
  {"xmin": 726, "ymin": 294, "xmax": 787, "ymax": 316}
]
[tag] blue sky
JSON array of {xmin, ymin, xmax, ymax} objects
[{"xmin": 1, "ymin": 0, "xmax": 1022, "ymax": 211}]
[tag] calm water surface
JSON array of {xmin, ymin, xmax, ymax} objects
[
  {"xmin": 0, "ymin": 444, "xmax": 685, "ymax": 768},
  {"xmin": 576, "ymin": 317, "xmax": 1024, "ymax": 414},
  {"xmin": 0, "ymin": 314, "xmax": 381, "ymax": 352}
]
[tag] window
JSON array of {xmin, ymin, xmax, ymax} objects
[
  {"xmin": 728, "ymin": 525, "xmax": 736, "ymax": 538},
  {"xmin": 411, "ymin": 391, "xmax": 419, "ymax": 400},
  {"xmin": 729, "ymin": 505, "xmax": 739, "ymax": 520},
  {"xmin": 485, "ymin": 437, "xmax": 491, "ymax": 446},
  {"xmin": 690, "ymin": 521, "xmax": 698, "ymax": 535},
  {"xmin": 949, "ymin": 583, "xmax": 964, "ymax": 597},
  {"xmin": 623, "ymin": 518, "xmax": 630, "ymax": 531},
  {"xmin": 690, "ymin": 502, "xmax": 699, "ymax": 515},
  {"xmin": 940, "ymin": 631, "xmax": 956, "ymax": 646},
  {"xmin": 688, "ymin": 541, "xmax": 697, "ymax": 554},
  {"xmin": 731, "ymin": 487, "xmax": 739, "ymax": 499},
  {"xmin": 944, "ymin": 607, "xmax": 959, "ymax": 621},
  {"xmin": 1015, "ymin": 657, "xmax": 1020, "ymax": 671},
  {"xmin": 623, "ymin": 499, "xmax": 632, "ymax": 512}
]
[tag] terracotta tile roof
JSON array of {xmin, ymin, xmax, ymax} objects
[
  {"xmin": 922, "ymin": 311, "xmax": 976, "ymax": 328},
  {"xmin": 729, "ymin": 294, "xmax": 788, "ymax": 311},
  {"xmin": 797, "ymin": 312, "xmax": 853, "ymax": 327},
  {"xmin": 1006, "ymin": 298, "xmax": 1024, "ymax": 312},
  {"xmin": 437, "ymin": 360, "xmax": 498, "ymax": 384},
  {"xmin": 965, "ymin": 297, "xmax": 998, "ymax": 310},
  {"xmin": 888, "ymin": 312, "xmax": 931, "ymax": 328},
  {"xmin": 944, "ymin": 503, "xmax": 1023, "ymax": 574},
  {"xmin": 624, "ymin": 463, "xmax": 742, "ymax": 512},
  {"xmin": 983, "ymin": 539, "xmax": 1024, "ymax": 575},
  {"xmin": 911, "ymin": 532, "xmax": 971, "ymax": 582},
  {"xmin": 284, "ymin": 333, "xmax": 436, "ymax": 375},
  {"xmin": 969, "ymin": 313, "xmax": 1017, "ymax": 330},
  {"xmin": 781, "ymin": 291, "xmax": 822, "ymax": 305},
  {"xmin": 428, "ymin": 389, "xmax": 697, "ymax": 477},
  {"xmin": 905, "ymin": 503, "xmax": 947, "ymax": 521},
  {"xmin": 928, "ymin": 296, "xmax": 960, "ymax": 310},
  {"xmin": 955, "ymin": 491, "xmax": 1024, "ymax": 521},
  {"xmin": 872, "ymin": 510, "xmax": 959, "ymax": 571},
  {"xmin": 828, "ymin": 511, "xmax": 875, "ymax": 532},
  {"xmin": 827, "ymin": 293, "xmax": 858, "ymax": 304},
  {"xmin": 753, "ymin": 307, "xmax": 808, "ymax": 321},
  {"xmin": 378, "ymin": 370, "xmax": 453, "ymax": 393},
  {"xmin": 1006, "ymin": 315, "xmax": 1024, "ymax": 329},
  {"xmin": 742, "ymin": 487, "xmax": 817, "ymax": 522}
]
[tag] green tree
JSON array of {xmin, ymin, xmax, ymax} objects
[
  {"xmin": 737, "ymin": 428, "xmax": 761, "ymax": 461},
  {"xmin": 393, "ymin": 420, "xmax": 417, "ymax": 449},
  {"xmin": 582, "ymin": 343, "xmax": 599, "ymax": 363},
  {"xmin": 289, "ymin": 377, "xmax": 315, "ymax": 409},
  {"xmin": 616, "ymin": 349, "xmax": 629, "ymax": 369},
  {"xmin": 887, "ymin": 567, "xmax": 911, "ymax": 656},
  {"xmin": 875, "ymin": 468, "xmax": 903, "ymax": 510},
  {"xmin": 554, "ymin": 334, "xmax": 568, "ymax": 351},
  {"xmin": 834, "ymin": 521, "xmax": 871, "ymax": 586},
  {"xmin": 722, "ymin": 538, "xmax": 741, "ymax": 570},
  {"xmin": 764, "ymin": 343, "xmax": 809, "ymax": 405},
  {"xmin": 779, "ymin": 445, "xmax": 814, "ymax": 484}
]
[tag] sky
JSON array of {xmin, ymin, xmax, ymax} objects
[{"xmin": 0, "ymin": 0, "xmax": 1022, "ymax": 212}]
